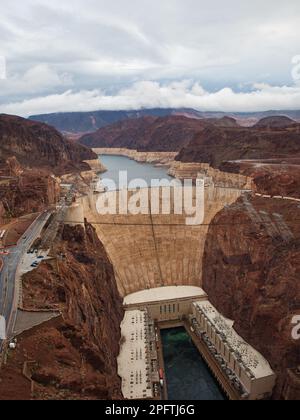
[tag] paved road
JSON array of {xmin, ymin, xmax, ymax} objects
[
  {"xmin": 0, "ymin": 211, "xmax": 51, "ymax": 352},
  {"xmin": 255, "ymin": 193, "xmax": 300, "ymax": 203}
]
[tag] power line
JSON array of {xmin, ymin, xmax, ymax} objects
[{"xmin": 63, "ymin": 219, "xmax": 300, "ymax": 228}]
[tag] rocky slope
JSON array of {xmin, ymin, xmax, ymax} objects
[
  {"xmin": 79, "ymin": 115, "xmax": 205, "ymax": 151},
  {"xmin": 176, "ymin": 124, "xmax": 300, "ymax": 167},
  {"xmin": 202, "ymin": 196, "xmax": 300, "ymax": 399},
  {"xmin": 80, "ymin": 114, "xmax": 300, "ymax": 165},
  {"xmin": 221, "ymin": 159, "xmax": 300, "ymax": 198},
  {"xmin": 254, "ymin": 116, "xmax": 296, "ymax": 129},
  {"xmin": 0, "ymin": 114, "xmax": 97, "ymax": 174},
  {"xmin": 0, "ymin": 163, "xmax": 60, "ymax": 220},
  {"xmin": 79, "ymin": 115, "xmax": 240, "ymax": 152},
  {"xmin": 0, "ymin": 222, "xmax": 124, "ymax": 400}
]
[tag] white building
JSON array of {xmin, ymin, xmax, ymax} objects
[
  {"xmin": 118, "ymin": 286, "xmax": 276, "ymax": 401},
  {"xmin": 124, "ymin": 286, "xmax": 207, "ymax": 321},
  {"xmin": 192, "ymin": 301, "xmax": 276, "ymax": 400},
  {"xmin": 118, "ymin": 309, "xmax": 159, "ymax": 400}
]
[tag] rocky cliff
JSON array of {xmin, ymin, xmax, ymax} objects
[
  {"xmin": 176, "ymin": 124, "xmax": 300, "ymax": 167},
  {"xmin": 0, "ymin": 160, "xmax": 61, "ymax": 220},
  {"xmin": 79, "ymin": 115, "xmax": 208, "ymax": 152},
  {"xmin": 0, "ymin": 114, "xmax": 97, "ymax": 174},
  {"xmin": 202, "ymin": 195, "xmax": 300, "ymax": 399},
  {"xmin": 0, "ymin": 222, "xmax": 124, "ymax": 400},
  {"xmin": 221, "ymin": 159, "xmax": 300, "ymax": 199}
]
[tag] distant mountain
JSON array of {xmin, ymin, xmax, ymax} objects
[
  {"xmin": 253, "ymin": 115, "xmax": 296, "ymax": 129},
  {"xmin": 202, "ymin": 116, "xmax": 239, "ymax": 128},
  {"xmin": 29, "ymin": 108, "xmax": 300, "ymax": 134},
  {"xmin": 29, "ymin": 108, "xmax": 203, "ymax": 134},
  {"xmin": 79, "ymin": 115, "xmax": 238, "ymax": 152}
]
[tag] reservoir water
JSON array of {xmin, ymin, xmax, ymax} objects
[
  {"xmin": 161, "ymin": 328, "xmax": 226, "ymax": 400},
  {"xmin": 99, "ymin": 155, "xmax": 173, "ymax": 190}
]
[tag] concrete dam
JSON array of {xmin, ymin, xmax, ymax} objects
[
  {"xmin": 65, "ymin": 164, "xmax": 277, "ymax": 401},
  {"xmin": 66, "ymin": 178, "xmax": 250, "ymax": 297}
]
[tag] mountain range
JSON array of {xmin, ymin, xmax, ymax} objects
[{"xmin": 29, "ymin": 108, "xmax": 300, "ymax": 134}]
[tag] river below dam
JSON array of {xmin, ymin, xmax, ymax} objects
[
  {"xmin": 99, "ymin": 155, "xmax": 173, "ymax": 190},
  {"xmin": 161, "ymin": 328, "xmax": 226, "ymax": 400}
]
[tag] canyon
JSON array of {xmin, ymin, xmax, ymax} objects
[
  {"xmin": 64, "ymin": 163, "xmax": 299, "ymax": 399},
  {"xmin": 78, "ymin": 116, "xmax": 300, "ymax": 167},
  {"xmin": 0, "ymin": 112, "xmax": 299, "ymax": 400},
  {"xmin": 203, "ymin": 195, "xmax": 300, "ymax": 398},
  {"xmin": 0, "ymin": 115, "xmax": 99, "ymax": 221},
  {"xmin": 30, "ymin": 109, "xmax": 300, "ymax": 134},
  {"xmin": 80, "ymin": 115, "xmax": 300, "ymax": 200},
  {"xmin": 0, "ymin": 222, "xmax": 123, "ymax": 400}
]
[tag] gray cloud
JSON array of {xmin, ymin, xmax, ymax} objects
[
  {"xmin": 0, "ymin": 0, "xmax": 300, "ymax": 115},
  {"xmin": 2, "ymin": 81, "xmax": 300, "ymax": 117}
]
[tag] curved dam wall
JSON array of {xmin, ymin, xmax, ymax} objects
[{"xmin": 66, "ymin": 182, "xmax": 247, "ymax": 297}]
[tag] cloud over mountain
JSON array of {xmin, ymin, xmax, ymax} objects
[
  {"xmin": 2, "ymin": 81, "xmax": 300, "ymax": 117},
  {"xmin": 1, "ymin": 0, "xmax": 300, "ymax": 115}
]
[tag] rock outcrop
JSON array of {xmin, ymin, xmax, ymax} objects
[
  {"xmin": 202, "ymin": 195, "xmax": 300, "ymax": 399},
  {"xmin": 176, "ymin": 124, "xmax": 300, "ymax": 167},
  {"xmin": 0, "ymin": 222, "xmax": 124, "ymax": 400},
  {"xmin": 79, "ymin": 115, "xmax": 207, "ymax": 152},
  {"xmin": 0, "ymin": 162, "xmax": 61, "ymax": 219},
  {"xmin": 221, "ymin": 160, "xmax": 300, "ymax": 199},
  {"xmin": 0, "ymin": 114, "xmax": 97, "ymax": 174}
]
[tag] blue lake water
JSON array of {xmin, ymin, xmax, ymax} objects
[
  {"xmin": 99, "ymin": 155, "xmax": 173, "ymax": 190},
  {"xmin": 161, "ymin": 328, "xmax": 226, "ymax": 401}
]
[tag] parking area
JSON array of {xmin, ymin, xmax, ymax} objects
[{"xmin": 19, "ymin": 250, "xmax": 50, "ymax": 275}]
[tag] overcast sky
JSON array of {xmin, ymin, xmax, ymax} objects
[{"xmin": 1, "ymin": 0, "xmax": 300, "ymax": 116}]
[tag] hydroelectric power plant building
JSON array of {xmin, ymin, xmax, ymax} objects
[{"xmin": 118, "ymin": 286, "xmax": 276, "ymax": 401}]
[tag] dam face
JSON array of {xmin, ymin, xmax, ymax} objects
[{"xmin": 66, "ymin": 183, "xmax": 244, "ymax": 297}]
